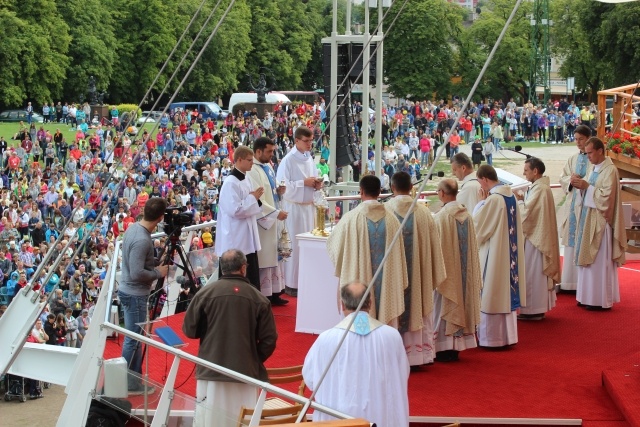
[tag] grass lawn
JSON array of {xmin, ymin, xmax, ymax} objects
[{"xmin": 0, "ymin": 121, "xmax": 162, "ymax": 150}]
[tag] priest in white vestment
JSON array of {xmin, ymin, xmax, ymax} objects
[
  {"xmin": 558, "ymin": 125, "xmax": 592, "ymax": 291},
  {"xmin": 386, "ymin": 171, "xmax": 446, "ymax": 365},
  {"xmin": 246, "ymin": 137, "xmax": 289, "ymax": 305},
  {"xmin": 572, "ymin": 137, "xmax": 627, "ymax": 310},
  {"xmin": 433, "ymin": 179, "xmax": 482, "ymax": 360},
  {"xmin": 302, "ymin": 282, "xmax": 409, "ymax": 427},
  {"xmin": 326, "ymin": 175, "xmax": 408, "ymax": 326},
  {"xmin": 275, "ymin": 126, "xmax": 322, "ymax": 295},
  {"xmin": 451, "ymin": 153, "xmax": 481, "ymax": 213},
  {"xmin": 473, "ymin": 165, "xmax": 526, "ymax": 347},
  {"xmin": 214, "ymin": 146, "xmax": 263, "ymax": 289},
  {"xmin": 516, "ymin": 158, "xmax": 561, "ymax": 319}
]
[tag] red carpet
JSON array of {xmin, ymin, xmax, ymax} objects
[
  {"xmin": 603, "ymin": 359, "xmax": 640, "ymax": 427},
  {"xmin": 105, "ymin": 262, "xmax": 640, "ymax": 424}
]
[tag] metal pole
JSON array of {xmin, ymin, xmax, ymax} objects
[
  {"xmin": 374, "ymin": 0, "xmax": 384, "ymax": 177},
  {"xmin": 329, "ymin": 0, "xmax": 339, "ymax": 184},
  {"xmin": 361, "ymin": 0, "xmax": 370, "ymax": 180}
]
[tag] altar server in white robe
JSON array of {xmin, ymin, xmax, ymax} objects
[
  {"xmin": 433, "ymin": 179, "xmax": 482, "ymax": 361},
  {"xmin": 386, "ymin": 171, "xmax": 446, "ymax": 366},
  {"xmin": 275, "ymin": 126, "xmax": 322, "ymax": 295},
  {"xmin": 451, "ymin": 153, "xmax": 481, "ymax": 213},
  {"xmin": 303, "ymin": 282, "xmax": 409, "ymax": 427},
  {"xmin": 214, "ymin": 146, "xmax": 264, "ymax": 290},
  {"xmin": 558, "ymin": 125, "xmax": 592, "ymax": 291},
  {"xmin": 473, "ymin": 165, "xmax": 526, "ymax": 347},
  {"xmin": 572, "ymin": 137, "xmax": 627, "ymax": 310},
  {"xmin": 246, "ymin": 137, "xmax": 289, "ymax": 305},
  {"xmin": 516, "ymin": 158, "xmax": 561, "ymax": 320}
]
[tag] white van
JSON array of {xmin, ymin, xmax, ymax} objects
[{"xmin": 228, "ymin": 93, "xmax": 291, "ymax": 114}]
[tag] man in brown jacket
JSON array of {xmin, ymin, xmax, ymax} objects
[{"xmin": 183, "ymin": 249, "xmax": 278, "ymax": 427}]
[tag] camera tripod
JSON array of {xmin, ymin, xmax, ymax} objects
[{"xmin": 148, "ymin": 229, "xmax": 198, "ymax": 321}]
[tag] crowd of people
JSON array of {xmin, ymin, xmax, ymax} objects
[{"xmin": 1, "ymin": 94, "xmax": 628, "ymax": 422}]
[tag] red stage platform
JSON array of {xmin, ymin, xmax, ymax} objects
[{"xmin": 105, "ymin": 262, "xmax": 640, "ymax": 425}]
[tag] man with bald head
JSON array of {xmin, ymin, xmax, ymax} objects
[
  {"xmin": 432, "ymin": 179, "xmax": 482, "ymax": 361},
  {"xmin": 303, "ymin": 282, "xmax": 409, "ymax": 427},
  {"xmin": 184, "ymin": 249, "xmax": 277, "ymax": 427}
]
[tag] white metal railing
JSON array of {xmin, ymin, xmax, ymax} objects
[
  {"xmin": 99, "ymin": 321, "xmax": 351, "ymax": 421},
  {"xmin": 101, "ymin": 238, "xmax": 351, "ymax": 425}
]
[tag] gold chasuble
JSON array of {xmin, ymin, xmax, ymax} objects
[
  {"xmin": 474, "ymin": 185, "xmax": 527, "ymax": 314},
  {"xmin": 520, "ymin": 176, "xmax": 561, "ymax": 287},
  {"xmin": 575, "ymin": 158, "xmax": 627, "ymax": 267},
  {"xmin": 386, "ymin": 196, "xmax": 446, "ymax": 332},
  {"xmin": 434, "ymin": 201, "xmax": 482, "ymax": 335},
  {"xmin": 327, "ymin": 202, "xmax": 408, "ymax": 326}
]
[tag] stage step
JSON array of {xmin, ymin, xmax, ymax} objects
[{"xmin": 603, "ymin": 364, "xmax": 640, "ymax": 427}]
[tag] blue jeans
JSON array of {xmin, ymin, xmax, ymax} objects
[
  {"xmin": 486, "ymin": 153, "xmax": 493, "ymax": 166},
  {"xmin": 420, "ymin": 151, "xmax": 430, "ymax": 166},
  {"xmin": 119, "ymin": 290, "xmax": 147, "ymax": 389},
  {"xmin": 493, "ymin": 137, "xmax": 502, "ymax": 151}
]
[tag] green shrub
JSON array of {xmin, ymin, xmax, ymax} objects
[{"xmin": 110, "ymin": 104, "xmax": 141, "ymax": 116}]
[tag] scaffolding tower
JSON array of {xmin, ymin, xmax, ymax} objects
[{"xmin": 528, "ymin": 0, "xmax": 551, "ymax": 104}]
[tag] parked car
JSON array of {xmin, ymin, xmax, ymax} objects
[
  {"xmin": 142, "ymin": 110, "xmax": 163, "ymax": 121},
  {"xmin": 137, "ymin": 112, "xmax": 157, "ymax": 125},
  {"xmin": 0, "ymin": 110, "xmax": 44, "ymax": 123},
  {"xmin": 169, "ymin": 101, "xmax": 228, "ymax": 120}
]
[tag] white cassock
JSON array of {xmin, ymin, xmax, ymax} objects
[
  {"xmin": 520, "ymin": 240, "xmax": 557, "ymax": 314},
  {"xmin": 275, "ymin": 147, "xmax": 317, "ymax": 289},
  {"xmin": 302, "ymin": 312, "xmax": 409, "ymax": 427},
  {"xmin": 214, "ymin": 170, "xmax": 261, "ymax": 256},
  {"xmin": 194, "ymin": 380, "xmax": 258, "ymax": 427}
]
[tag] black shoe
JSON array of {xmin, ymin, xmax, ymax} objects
[
  {"xmin": 284, "ymin": 286, "xmax": 298, "ymax": 297},
  {"xmin": 435, "ymin": 350, "xmax": 459, "ymax": 362},
  {"xmin": 585, "ymin": 305, "xmax": 611, "ymax": 311},
  {"xmin": 269, "ymin": 295, "xmax": 289, "ymax": 306},
  {"xmin": 517, "ymin": 313, "xmax": 545, "ymax": 320}
]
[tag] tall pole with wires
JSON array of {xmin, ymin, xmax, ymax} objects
[{"xmin": 322, "ymin": 0, "xmax": 387, "ymax": 195}]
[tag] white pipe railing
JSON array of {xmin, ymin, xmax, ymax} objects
[
  {"xmin": 99, "ymin": 321, "xmax": 351, "ymax": 421},
  {"xmin": 103, "ymin": 229, "xmax": 351, "ymax": 424}
]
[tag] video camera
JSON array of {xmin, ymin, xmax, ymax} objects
[{"xmin": 163, "ymin": 205, "xmax": 194, "ymax": 237}]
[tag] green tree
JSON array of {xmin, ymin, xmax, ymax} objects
[
  {"xmin": 105, "ymin": 0, "xmax": 178, "ymax": 104},
  {"xmin": 300, "ymin": 0, "xmax": 347, "ymax": 90},
  {"xmin": 0, "ymin": 7, "xmax": 29, "ymax": 107},
  {"xmin": 241, "ymin": 0, "xmax": 318, "ymax": 92},
  {"xmin": 383, "ymin": 0, "xmax": 465, "ymax": 99},
  {"xmin": 172, "ymin": 0, "xmax": 252, "ymax": 100},
  {"xmin": 0, "ymin": 0, "xmax": 70, "ymax": 106},
  {"xmin": 56, "ymin": 0, "xmax": 117, "ymax": 102},
  {"xmin": 456, "ymin": 0, "xmax": 532, "ymax": 102},
  {"xmin": 577, "ymin": 1, "xmax": 640, "ymax": 90}
]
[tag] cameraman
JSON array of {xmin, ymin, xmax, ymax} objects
[{"xmin": 119, "ymin": 197, "xmax": 169, "ymax": 395}]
